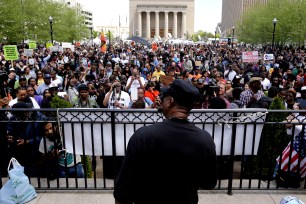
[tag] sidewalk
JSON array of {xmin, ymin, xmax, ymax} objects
[{"xmin": 28, "ymin": 190, "xmax": 306, "ymax": 204}]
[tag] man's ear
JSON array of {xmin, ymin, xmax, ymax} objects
[{"xmin": 167, "ymin": 96, "xmax": 175, "ymax": 107}]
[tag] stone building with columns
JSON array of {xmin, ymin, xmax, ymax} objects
[{"xmin": 129, "ymin": 0, "xmax": 195, "ymax": 39}]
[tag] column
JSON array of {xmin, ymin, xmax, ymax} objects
[
  {"xmin": 182, "ymin": 12, "xmax": 186, "ymax": 39},
  {"xmin": 173, "ymin": 11, "xmax": 177, "ymax": 38},
  {"xmin": 155, "ymin": 11, "xmax": 159, "ymax": 38},
  {"xmin": 164, "ymin": 12, "xmax": 168, "ymax": 38},
  {"xmin": 138, "ymin": 12, "xmax": 142, "ymax": 37},
  {"xmin": 146, "ymin": 12, "xmax": 150, "ymax": 39}
]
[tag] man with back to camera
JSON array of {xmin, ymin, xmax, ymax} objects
[{"xmin": 114, "ymin": 79, "xmax": 217, "ymax": 204}]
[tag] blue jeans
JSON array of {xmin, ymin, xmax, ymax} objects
[{"xmin": 58, "ymin": 163, "xmax": 84, "ymax": 178}]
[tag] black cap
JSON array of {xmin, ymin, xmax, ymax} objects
[
  {"xmin": 78, "ymin": 84, "xmax": 89, "ymax": 92},
  {"xmin": 44, "ymin": 74, "xmax": 51, "ymax": 79},
  {"xmin": 19, "ymin": 76, "xmax": 27, "ymax": 81},
  {"xmin": 160, "ymin": 79, "xmax": 200, "ymax": 110},
  {"xmin": 12, "ymin": 101, "xmax": 33, "ymax": 109}
]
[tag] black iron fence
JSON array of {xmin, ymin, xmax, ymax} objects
[{"xmin": 0, "ymin": 108, "xmax": 306, "ymax": 194}]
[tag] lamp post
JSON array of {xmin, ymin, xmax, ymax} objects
[
  {"xmin": 272, "ymin": 18, "xmax": 277, "ymax": 51},
  {"xmin": 232, "ymin": 26, "xmax": 235, "ymax": 49},
  {"xmin": 49, "ymin": 16, "xmax": 53, "ymax": 45}
]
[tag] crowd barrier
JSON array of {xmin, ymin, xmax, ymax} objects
[{"xmin": 0, "ymin": 108, "xmax": 306, "ymax": 195}]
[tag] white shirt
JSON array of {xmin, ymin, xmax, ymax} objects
[
  {"xmin": 126, "ymin": 76, "xmax": 145, "ymax": 92},
  {"xmin": 106, "ymin": 90, "xmax": 131, "ymax": 109},
  {"xmin": 261, "ymin": 78, "xmax": 271, "ymax": 90},
  {"xmin": 9, "ymin": 97, "xmax": 40, "ymax": 109},
  {"xmin": 224, "ymin": 70, "xmax": 237, "ymax": 81}
]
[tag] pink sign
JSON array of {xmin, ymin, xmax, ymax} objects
[{"xmin": 242, "ymin": 51, "xmax": 259, "ymax": 63}]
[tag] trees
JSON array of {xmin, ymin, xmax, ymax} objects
[
  {"xmin": 0, "ymin": 0, "xmax": 88, "ymax": 44},
  {"xmin": 236, "ymin": 0, "xmax": 306, "ymax": 45}
]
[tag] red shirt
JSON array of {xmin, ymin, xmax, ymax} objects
[{"xmin": 144, "ymin": 90, "xmax": 159, "ymax": 102}]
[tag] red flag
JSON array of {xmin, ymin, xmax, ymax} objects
[{"xmin": 100, "ymin": 31, "xmax": 106, "ymax": 53}]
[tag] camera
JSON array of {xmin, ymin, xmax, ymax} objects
[{"xmin": 204, "ymin": 78, "xmax": 219, "ymax": 97}]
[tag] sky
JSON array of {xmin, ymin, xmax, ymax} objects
[{"xmin": 77, "ymin": 0, "xmax": 222, "ymax": 33}]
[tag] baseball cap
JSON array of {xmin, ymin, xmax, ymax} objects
[
  {"xmin": 44, "ymin": 74, "xmax": 51, "ymax": 79},
  {"xmin": 19, "ymin": 76, "xmax": 27, "ymax": 81},
  {"xmin": 160, "ymin": 79, "xmax": 200, "ymax": 110},
  {"xmin": 78, "ymin": 84, "xmax": 89, "ymax": 92},
  {"xmin": 197, "ymin": 78, "xmax": 204, "ymax": 84},
  {"xmin": 9, "ymin": 68, "xmax": 15, "ymax": 71},
  {"xmin": 249, "ymin": 76, "xmax": 262, "ymax": 83}
]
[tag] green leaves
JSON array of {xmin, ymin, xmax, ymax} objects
[
  {"xmin": 237, "ymin": 0, "xmax": 306, "ymax": 45},
  {"xmin": 0, "ymin": 0, "xmax": 89, "ymax": 44}
]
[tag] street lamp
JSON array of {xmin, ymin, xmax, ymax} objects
[
  {"xmin": 49, "ymin": 16, "xmax": 53, "ymax": 45},
  {"xmin": 272, "ymin": 18, "xmax": 277, "ymax": 51},
  {"xmin": 232, "ymin": 26, "xmax": 235, "ymax": 49}
]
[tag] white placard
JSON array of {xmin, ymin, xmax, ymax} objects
[
  {"xmin": 62, "ymin": 42, "xmax": 72, "ymax": 49},
  {"xmin": 60, "ymin": 109, "xmax": 267, "ymax": 156},
  {"xmin": 130, "ymin": 87, "xmax": 138, "ymax": 101},
  {"xmin": 264, "ymin": 54, "xmax": 274, "ymax": 61},
  {"xmin": 70, "ymin": 45, "xmax": 75, "ymax": 52},
  {"xmin": 24, "ymin": 49, "xmax": 33, "ymax": 57},
  {"xmin": 28, "ymin": 58, "xmax": 34, "ymax": 65},
  {"xmin": 242, "ymin": 51, "xmax": 259, "ymax": 63}
]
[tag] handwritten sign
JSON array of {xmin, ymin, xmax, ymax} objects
[
  {"xmin": 3, "ymin": 45, "xmax": 19, "ymax": 60},
  {"xmin": 242, "ymin": 51, "xmax": 258, "ymax": 63},
  {"xmin": 160, "ymin": 75, "xmax": 174, "ymax": 87}
]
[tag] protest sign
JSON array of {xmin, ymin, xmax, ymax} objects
[
  {"xmin": 3, "ymin": 45, "xmax": 19, "ymax": 60},
  {"xmin": 28, "ymin": 41, "xmax": 36, "ymax": 49},
  {"xmin": 242, "ymin": 51, "xmax": 259, "ymax": 63},
  {"xmin": 264, "ymin": 54, "xmax": 274, "ymax": 61},
  {"xmin": 62, "ymin": 42, "xmax": 72, "ymax": 49},
  {"xmin": 195, "ymin": 61, "xmax": 202, "ymax": 67},
  {"xmin": 46, "ymin": 43, "xmax": 53, "ymax": 49},
  {"xmin": 24, "ymin": 49, "xmax": 33, "ymax": 57},
  {"xmin": 160, "ymin": 75, "xmax": 174, "ymax": 87}
]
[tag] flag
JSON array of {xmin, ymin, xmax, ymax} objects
[
  {"xmin": 276, "ymin": 131, "xmax": 306, "ymax": 178},
  {"xmin": 100, "ymin": 31, "xmax": 106, "ymax": 53}
]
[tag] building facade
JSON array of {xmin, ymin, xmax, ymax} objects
[
  {"xmin": 221, "ymin": 0, "xmax": 269, "ymax": 36},
  {"xmin": 64, "ymin": 0, "xmax": 93, "ymax": 28},
  {"xmin": 129, "ymin": 0, "xmax": 195, "ymax": 39}
]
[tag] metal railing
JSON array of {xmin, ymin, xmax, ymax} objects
[{"xmin": 0, "ymin": 108, "xmax": 306, "ymax": 194}]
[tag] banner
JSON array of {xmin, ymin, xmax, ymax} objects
[
  {"xmin": 3, "ymin": 45, "xmax": 19, "ymax": 60},
  {"xmin": 28, "ymin": 41, "xmax": 36, "ymax": 49},
  {"xmin": 242, "ymin": 51, "xmax": 259, "ymax": 63}
]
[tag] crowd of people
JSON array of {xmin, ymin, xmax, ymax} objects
[{"xmin": 0, "ymin": 41, "xmax": 305, "ymax": 178}]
